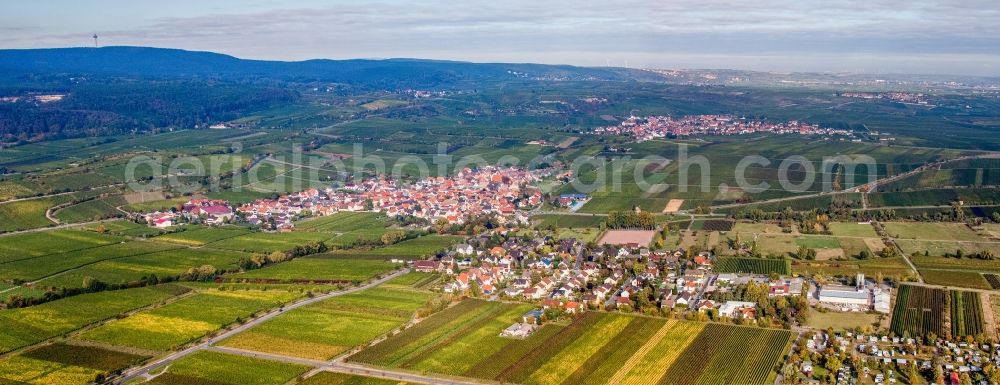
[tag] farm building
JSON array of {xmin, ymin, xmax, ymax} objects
[
  {"xmin": 412, "ymin": 260, "xmax": 441, "ymax": 272},
  {"xmin": 500, "ymin": 323, "xmax": 537, "ymax": 339},
  {"xmin": 818, "ymin": 285, "xmax": 870, "ymax": 308}
]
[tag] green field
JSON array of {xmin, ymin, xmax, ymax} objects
[
  {"xmin": 209, "ymin": 232, "xmax": 335, "ymax": 253},
  {"xmin": 295, "ymin": 212, "xmax": 390, "ymax": 232},
  {"xmin": 534, "ymin": 214, "xmax": 607, "ymax": 229},
  {"xmin": 0, "ymin": 240, "xmax": 181, "ymax": 283},
  {"xmin": 896, "ymin": 239, "xmax": 998, "ymax": 256},
  {"xmin": 0, "ymin": 179, "xmax": 39, "ymax": 201},
  {"xmin": 382, "ymin": 272, "xmax": 439, "ymax": 290},
  {"xmin": 826, "ymin": 222, "xmax": 879, "ymax": 237},
  {"xmin": 321, "ymin": 235, "xmax": 463, "ymax": 260},
  {"xmin": 718, "ymin": 194, "xmax": 860, "ymax": 214},
  {"xmin": 725, "ymin": 232, "xmax": 799, "ymax": 257},
  {"xmin": 78, "ymin": 289, "xmax": 300, "ymax": 351},
  {"xmin": 350, "ymin": 303, "xmax": 791, "ymax": 385},
  {"xmin": 720, "ymin": 222, "xmax": 888, "ymax": 259},
  {"xmin": 890, "ymin": 285, "xmax": 946, "ymax": 338},
  {"xmin": 220, "ymin": 286, "xmax": 434, "ymax": 360},
  {"xmin": 883, "ymin": 222, "xmax": 984, "ymax": 241},
  {"xmin": 153, "ymin": 226, "xmax": 251, "ymax": 246},
  {"xmin": 714, "ymin": 257, "xmax": 791, "ymax": 275},
  {"xmin": 53, "ymin": 195, "xmax": 128, "ymax": 223},
  {"xmin": 0, "ymin": 285, "xmax": 187, "ymax": 353},
  {"xmin": 911, "ymin": 255, "xmax": 1000, "ymax": 273},
  {"xmin": 33, "ymin": 247, "xmax": 247, "ymax": 289},
  {"xmin": 878, "ymin": 160, "xmax": 1000, "ymax": 190},
  {"xmin": 326, "ymin": 228, "xmax": 396, "ymax": 248},
  {"xmin": 554, "ymin": 227, "xmax": 602, "ymax": 243},
  {"xmin": 792, "ymin": 257, "xmax": 916, "ymax": 278},
  {"xmin": 921, "ymin": 270, "xmax": 992, "ymax": 290},
  {"xmin": 0, "ymin": 194, "xmax": 74, "ymax": 232},
  {"xmin": 146, "ymin": 350, "xmax": 308, "ymax": 385},
  {"xmin": 869, "ymin": 188, "xmax": 1000, "ymax": 207},
  {"xmin": 657, "ymin": 323, "xmax": 792, "ymax": 385},
  {"xmin": 805, "ymin": 311, "xmax": 881, "ymax": 331},
  {"xmin": 0, "ymin": 229, "xmax": 123, "ymax": 264},
  {"xmin": 794, "ymin": 236, "xmax": 841, "ymax": 249},
  {"xmin": 121, "ymin": 197, "xmax": 190, "ymax": 213},
  {"xmin": 231, "ymin": 258, "xmax": 398, "ymax": 283},
  {"xmin": 950, "ymin": 290, "xmax": 985, "ymax": 338},
  {"xmin": 81, "ymin": 220, "xmax": 168, "ymax": 238}
]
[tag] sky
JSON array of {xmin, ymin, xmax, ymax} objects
[{"xmin": 2, "ymin": 0, "xmax": 999, "ymax": 76}]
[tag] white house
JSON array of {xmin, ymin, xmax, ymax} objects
[
  {"xmin": 455, "ymin": 244, "xmax": 475, "ymax": 256},
  {"xmin": 718, "ymin": 301, "xmax": 757, "ymax": 319}
]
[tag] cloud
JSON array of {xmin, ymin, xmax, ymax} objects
[{"xmin": 1, "ymin": 0, "xmax": 998, "ymax": 75}]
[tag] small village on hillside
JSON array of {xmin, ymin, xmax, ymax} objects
[
  {"xmin": 142, "ymin": 166, "xmax": 548, "ymax": 231},
  {"xmin": 594, "ymin": 114, "xmax": 855, "ymax": 142}
]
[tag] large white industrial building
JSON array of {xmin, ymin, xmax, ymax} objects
[{"xmin": 818, "ymin": 273, "xmax": 883, "ymax": 312}]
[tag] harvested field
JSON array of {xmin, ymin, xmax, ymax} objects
[
  {"xmin": 663, "ymin": 199, "xmax": 684, "ymax": 213},
  {"xmin": 123, "ymin": 191, "xmax": 166, "ymax": 204},
  {"xmin": 556, "ymin": 137, "xmax": 579, "ymax": 149},
  {"xmin": 597, "ymin": 230, "xmax": 656, "ymax": 246}
]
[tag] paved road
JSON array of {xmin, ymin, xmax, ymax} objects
[
  {"xmin": 325, "ymin": 363, "xmax": 485, "ymax": 385},
  {"xmin": 0, "ymin": 182, "xmax": 129, "ymax": 204},
  {"xmin": 711, "ymin": 190, "xmax": 842, "ymax": 210},
  {"xmin": 206, "ymin": 346, "xmax": 328, "ymax": 367},
  {"xmin": 113, "ymin": 269, "xmax": 410, "ymax": 385},
  {"xmin": 209, "ymin": 345, "xmax": 484, "ymax": 385}
]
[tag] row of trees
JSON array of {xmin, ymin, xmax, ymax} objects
[
  {"xmin": 604, "ymin": 210, "xmax": 656, "ymax": 230},
  {"xmin": 5, "ymin": 273, "xmax": 175, "ymax": 309},
  {"xmin": 239, "ymin": 241, "xmax": 328, "ymax": 270}
]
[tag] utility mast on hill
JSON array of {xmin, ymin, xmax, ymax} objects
[{"xmin": 93, "ymin": 34, "xmax": 98, "ymax": 47}]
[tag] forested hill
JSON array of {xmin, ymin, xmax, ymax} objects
[
  {"xmin": 0, "ymin": 46, "xmax": 659, "ymax": 142},
  {"xmin": 0, "ymin": 46, "xmax": 645, "ymax": 86}
]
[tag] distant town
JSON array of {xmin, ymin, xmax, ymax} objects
[
  {"xmin": 144, "ymin": 166, "xmax": 548, "ymax": 231},
  {"xmin": 594, "ymin": 114, "xmax": 855, "ymax": 142}
]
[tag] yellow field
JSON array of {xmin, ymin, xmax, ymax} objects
[
  {"xmin": 0, "ymin": 356, "xmax": 102, "ymax": 385},
  {"xmin": 220, "ymin": 331, "xmax": 347, "ymax": 361},
  {"xmin": 528, "ymin": 314, "xmax": 632, "ymax": 385},
  {"xmin": 617, "ymin": 320, "xmax": 706, "ymax": 385},
  {"xmin": 109, "ymin": 313, "xmax": 217, "ymax": 338}
]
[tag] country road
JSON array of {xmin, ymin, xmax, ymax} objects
[
  {"xmin": 905, "ymin": 281, "xmax": 1000, "ymax": 295},
  {"xmin": 0, "ymin": 190, "xmax": 79, "ymax": 204},
  {"xmin": 0, "ymin": 218, "xmax": 120, "ymax": 237},
  {"xmin": 207, "ymin": 346, "xmax": 485, "ymax": 385},
  {"xmin": 113, "ymin": 269, "xmax": 411, "ymax": 385}
]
